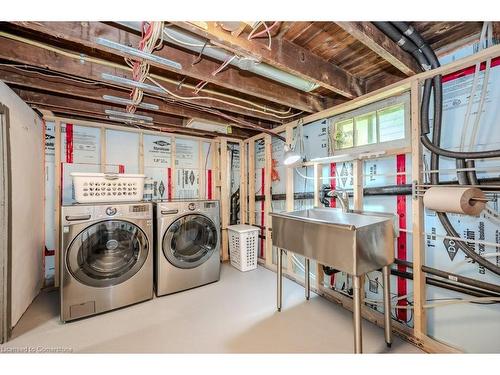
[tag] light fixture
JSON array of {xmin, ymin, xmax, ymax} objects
[
  {"xmin": 102, "ymin": 95, "xmax": 159, "ymax": 110},
  {"xmin": 283, "ymin": 144, "xmax": 302, "ymax": 167},
  {"xmin": 186, "ymin": 119, "xmax": 230, "ymax": 134},
  {"xmin": 104, "ymin": 109, "xmax": 153, "ymax": 122},
  {"xmin": 101, "ymin": 73, "xmax": 166, "ymax": 94},
  {"xmin": 96, "ymin": 38, "xmax": 182, "ymax": 70},
  {"xmin": 116, "ymin": 22, "xmax": 320, "ymax": 92},
  {"xmin": 107, "ymin": 116, "xmax": 153, "ymax": 125}
]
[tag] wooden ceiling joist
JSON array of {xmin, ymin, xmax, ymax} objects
[
  {"xmin": 14, "ymin": 88, "xmax": 251, "ymax": 138},
  {"xmin": 172, "ymin": 21, "xmax": 365, "ymax": 99},
  {"xmin": 0, "ymin": 34, "xmax": 281, "ymax": 125},
  {"xmin": 7, "ymin": 21, "xmax": 325, "ymax": 113},
  {"xmin": 0, "ymin": 65, "xmax": 272, "ymax": 130},
  {"xmin": 335, "ymin": 22, "xmax": 422, "ymax": 76},
  {"xmin": 18, "ymin": 89, "xmax": 184, "ymax": 125}
]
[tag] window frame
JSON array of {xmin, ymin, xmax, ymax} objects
[{"xmin": 329, "ymin": 92, "xmax": 410, "ymax": 155}]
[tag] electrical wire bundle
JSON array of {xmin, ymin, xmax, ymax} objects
[
  {"xmin": 373, "ymin": 22, "xmax": 500, "ymax": 276},
  {"xmin": 124, "ymin": 21, "xmax": 164, "ymax": 113},
  {"xmin": 248, "ymin": 21, "xmax": 279, "ymax": 50}
]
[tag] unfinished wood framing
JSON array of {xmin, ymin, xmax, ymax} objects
[
  {"xmin": 172, "ymin": 21, "xmax": 364, "ymax": 98},
  {"xmin": 3, "ymin": 20, "xmax": 498, "ymax": 354},
  {"xmin": 335, "ymin": 22, "xmax": 421, "ymax": 76},
  {"xmin": 1, "ymin": 24, "xmax": 319, "ymax": 115},
  {"xmin": 52, "ymin": 120, "xmax": 62, "ymax": 289},
  {"xmin": 219, "ymin": 138, "xmax": 230, "ymax": 261},
  {"xmin": 211, "ymin": 140, "xmax": 220, "ymax": 201},
  {"xmin": 410, "ymin": 80, "xmax": 426, "ymax": 338},
  {"xmin": 239, "ymin": 140, "xmax": 247, "ymax": 225},
  {"xmin": 247, "ymin": 139, "xmax": 256, "ymax": 226},
  {"xmin": 352, "ymin": 159, "xmax": 364, "ymax": 211},
  {"xmin": 44, "ymin": 115, "xmax": 224, "ymax": 276},
  {"xmin": 264, "ymin": 134, "xmax": 273, "ymax": 267},
  {"xmin": 240, "ymin": 45, "xmax": 500, "ymax": 354}
]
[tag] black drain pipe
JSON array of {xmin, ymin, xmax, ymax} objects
[
  {"xmin": 394, "ymin": 258, "xmax": 500, "ymax": 295},
  {"xmin": 391, "ymin": 268, "xmax": 499, "ymax": 298}
]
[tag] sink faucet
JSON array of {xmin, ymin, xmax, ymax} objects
[{"xmin": 330, "ymin": 189, "xmax": 351, "ymax": 213}]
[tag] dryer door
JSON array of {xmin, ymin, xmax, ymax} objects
[
  {"xmin": 162, "ymin": 214, "xmax": 218, "ymax": 269},
  {"xmin": 66, "ymin": 220, "xmax": 149, "ymax": 287}
]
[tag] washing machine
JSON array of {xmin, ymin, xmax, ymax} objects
[
  {"xmin": 60, "ymin": 202, "xmax": 153, "ymax": 322},
  {"xmin": 154, "ymin": 200, "xmax": 220, "ymax": 296}
]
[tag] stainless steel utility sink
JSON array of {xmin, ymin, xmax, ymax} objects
[
  {"xmin": 270, "ymin": 208, "xmax": 397, "ymax": 276},
  {"xmin": 270, "ymin": 207, "xmax": 397, "ymax": 353}
]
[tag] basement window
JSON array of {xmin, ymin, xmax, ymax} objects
[{"xmin": 330, "ymin": 92, "xmax": 410, "ymax": 154}]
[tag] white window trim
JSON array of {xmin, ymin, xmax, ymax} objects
[{"xmin": 329, "ymin": 91, "xmax": 410, "ymax": 155}]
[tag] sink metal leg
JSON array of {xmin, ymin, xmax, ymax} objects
[
  {"xmin": 304, "ymin": 258, "xmax": 310, "ymax": 300},
  {"xmin": 353, "ymin": 274, "xmax": 363, "ymax": 354},
  {"xmin": 277, "ymin": 248, "xmax": 283, "ymax": 312},
  {"xmin": 382, "ymin": 265, "xmax": 392, "ymax": 348}
]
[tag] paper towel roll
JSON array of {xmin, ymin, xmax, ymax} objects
[{"xmin": 423, "ymin": 187, "xmax": 486, "ymax": 216}]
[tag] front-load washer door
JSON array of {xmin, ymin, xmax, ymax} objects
[
  {"xmin": 163, "ymin": 214, "xmax": 218, "ymax": 269},
  {"xmin": 66, "ymin": 220, "xmax": 149, "ymax": 287}
]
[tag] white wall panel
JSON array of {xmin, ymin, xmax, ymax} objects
[
  {"xmin": 0, "ymin": 81, "xmax": 44, "ymax": 326},
  {"xmin": 423, "ymin": 49, "xmax": 500, "ymax": 352},
  {"xmin": 60, "ymin": 123, "xmax": 100, "ymax": 164},
  {"xmin": 175, "ymin": 138, "xmax": 199, "ymax": 199},
  {"xmin": 143, "ymin": 134, "xmax": 171, "ymax": 201},
  {"xmin": 44, "ymin": 122, "xmax": 56, "ymax": 282},
  {"xmin": 105, "ymin": 129, "xmax": 139, "ymax": 173}
]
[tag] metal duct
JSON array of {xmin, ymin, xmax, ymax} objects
[{"xmin": 117, "ymin": 22, "xmax": 320, "ymax": 92}]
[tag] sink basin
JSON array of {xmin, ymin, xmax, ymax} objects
[{"xmin": 270, "ymin": 208, "xmax": 396, "ymax": 276}]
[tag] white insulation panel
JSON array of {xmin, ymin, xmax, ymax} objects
[{"xmin": 263, "ymin": 43, "xmax": 500, "ymax": 352}]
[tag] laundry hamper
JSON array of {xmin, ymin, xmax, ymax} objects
[
  {"xmin": 227, "ymin": 224, "xmax": 260, "ymax": 272},
  {"xmin": 71, "ymin": 172, "xmax": 146, "ymax": 203}
]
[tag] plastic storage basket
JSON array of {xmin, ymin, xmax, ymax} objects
[
  {"xmin": 228, "ymin": 224, "xmax": 260, "ymax": 272},
  {"xmin": 71, "ymin": 172, "xmax": 146, "ymax": 203}
]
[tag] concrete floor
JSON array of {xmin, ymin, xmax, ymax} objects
[{"xmin": 2, "ymin": 264, "xmax": 423, "ymax": 353}]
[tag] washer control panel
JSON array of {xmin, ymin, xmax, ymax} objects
[{"xmin": 62, "ymin": 202, "xmax": 152, "ymax": 224}]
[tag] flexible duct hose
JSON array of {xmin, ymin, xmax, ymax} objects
[
  {"xmin": 375, "ymin": 22, "xmax": 500, "ymax": 159},
  {"xmin": 374, "ymin": 22, "xmax": 500, "ymax": 276}
]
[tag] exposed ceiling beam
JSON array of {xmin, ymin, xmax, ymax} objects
[
  {"xmin": 7, "ymin": 21, "xmax": 325, "ymax": 113},
  {"xmin": 335, "ymin": 22, "xmax": 422, "ymax": 76},
  {"xmin": 13, "ymin": 88, "xmax": 253, "ymax": 138},
  {"xmin": 0, "ymin": 34, "xmax": 280, "ymax": 126},
  {"xmin": 18, "ymin": 89, "xmax": 182, "ymax": 125},
  {"xmin": 493, "ymin": 22, "xmax": 500, "ymax": 42},
  {"xmin": 171, "ymin": 21, "xmax": 365, "ymax": 99},
  {"xmin": 49, "ymin": 110, "xmax": 241, "ymax": 138},
  {"xmin": 0, "ymin": 65, "xmax": 271, "ymax": 130}
]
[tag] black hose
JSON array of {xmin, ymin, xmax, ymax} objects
[
  {"xmin": 421, "ymin": 135, "xmax": 500, "ymax": 159},
  {"xmin": 381, "ymin": 22, "xmax": 500, "ymax": 159},
  {"xmin": 391, "ymin": 22, "xmax": 440, "ymax": 68},
  {"xmin": 372, "ymin": 22, "xmax": 430, "ymax": 70},
  {"xmin": 377, "ymin": 22, "xmax": 500, "ymax": 276},
  {"xmin": 391, "ymin": 268, "xmax": 499, "ymax": 298}
]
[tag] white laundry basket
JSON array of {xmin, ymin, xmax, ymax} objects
[
  {"xmin": 228, "ymin": 224, "xmax": 260, "ymax": 272},
  {"xmin": 71, "ymin": 172, "xmax": 145, "ymax": 203}
]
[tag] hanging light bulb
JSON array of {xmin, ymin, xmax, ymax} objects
[
  {"xmin": 283, "ymin": 119, "xmax": 304, "ymax": 167},
  {"xmin": 283, "ymin": 144, "xmax": 302, "ymax": 167}
]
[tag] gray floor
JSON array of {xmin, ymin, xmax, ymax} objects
[{"xmin": 2, "ymin": 264, "xmax": 423, "ymax": 353}]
